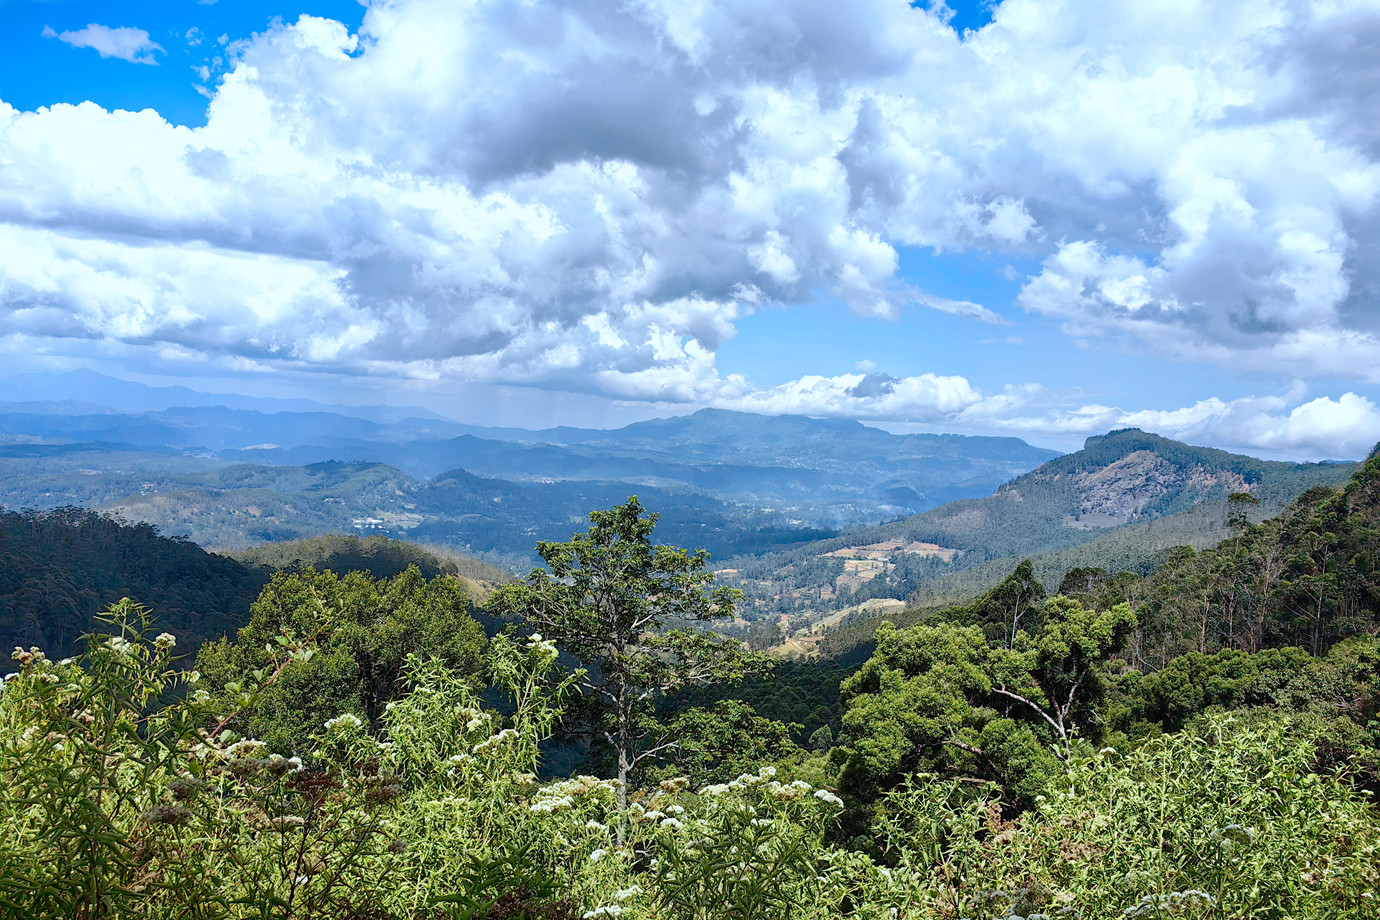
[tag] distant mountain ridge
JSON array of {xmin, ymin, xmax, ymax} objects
[
  {"xmin": 720, "ymin": 429, "xmax": 1358, "ymax": 620},
  {"xmin": 852, "ymin": 428, "xmax": 1348, "ymax": 557},
  {"xmin": 1, "ymin": 382, "xmax": 1061, "ymax": 528},
  {"xmin": 0, "ymin": 369, "xmax": 450, "ymax": 423}
]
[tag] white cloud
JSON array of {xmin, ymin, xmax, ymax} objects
[
  {"xmin": 979, "ymin": 390, "xmax": 1380, "ymax": 461},
  {"xmin": 1119, "ymin": 392, "xmax": 1380, "ymax": 460},
  {"xmin": 43, "ymin": 24, "xmax": 164, "ymax": 65},
  {"xmin": 3, "ymin": 0, "xmax": 1379, "ymax": 418}
]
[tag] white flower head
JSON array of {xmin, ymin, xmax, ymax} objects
[
  {"xmin": 323, "ymin": 713, "xmax": 364, "ymax": 733},
  {"xmin": 813, "ymin": 789, "xmax": 843, "ymax": 808}
]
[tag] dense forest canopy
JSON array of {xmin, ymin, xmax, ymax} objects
[
  {"xmin": 0, "ymin": 507, "xmax": 265, "ymax": 667},
  {"xmin": 0, "ymin": 518, "xmax": 504, "ymax": 670}
]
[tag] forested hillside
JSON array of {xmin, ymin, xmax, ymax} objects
[
  {"xmin": 230, "ymin": 533, "xmax": 513, "ymax": 586},
  {"xmin": 819, "ymin": 444, "xmax": 1380, "ymax": 667},
  {"xmin": 722, "ymin": 429, "xmax": 1356, "ymax": 620},
  {"xmin": 0, "ymin": 508, "xmax": 265, "ymax": 666},
  {"xmin": 0, "ymin": 451, "xmax": 835, "ymax": 560},
  {"xmin": 0, "ymin": 514, "xmax": 506, "ymax": 669}
]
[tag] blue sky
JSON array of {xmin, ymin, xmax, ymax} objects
[
  {"xmin": 1, "ymin": 0, "xmax": 1378, "ymax": 459},
  {"xmin": 0, "ymin": 1, "xmax": 367, "ymax": 126}
]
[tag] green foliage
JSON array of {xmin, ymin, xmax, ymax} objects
[
  {"xmin": 1125, "ymin": 646, "xmax": 1314, "ymax": 732},
  {"xmin": 487, "ymin": 497, "xmax": 758, "ymax": 803},
  {"xmin": 665, "ymin": 657, "xmax": 850, "ymax": 744},
  {"xmin": 864, "ymin": 715, "xmax": 1379, "ymax": 919},
  {"xmin": 3, "ymin": 596, "xmax": 1379, "ymax": 919},
  {"xmin": 232, "ymin": 533, "xmax": 513, "ymax": 588},
  {"xmin": 5, "ymin": 492, "xmax": 1380, "ymax": 920},
  {"xmin": 0, "ymin": 507, "xmax": 266, "ymax": 669},
  {"xmin": 650, "ymin": 700, "xmax": 803, "ymax": 787},
  {"xmin": 0, "ymin": 602, "xmax": 395, "ymax": 919},
  {"xmin": 198, "ymin": 565, "xmax": 487, "ymax": 754},
  {"xmin": 1127, "ymin": 452, "xmax": 1380, "ymax": 668},
  {"xmin": 835, "ymin": 593, "xmax": 1135, "ymax": 812}
]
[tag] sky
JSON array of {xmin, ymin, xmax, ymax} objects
[{"xmin": 1, "ymin": 0, "xmax": 1379, "ymax": 460}]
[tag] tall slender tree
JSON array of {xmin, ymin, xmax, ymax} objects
[{"xmin": 486, "ymin": 497, "xmax": 751, "ymax": 812}]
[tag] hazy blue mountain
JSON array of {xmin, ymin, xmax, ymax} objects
[
  {"xmin": 52, "ymin": 459, "xmax": 835, "ymax": 561},
  {"xmin": 0, "ymin": 391, "xmax": 1060, "ymax": 527},
  {"xmin": 0, "ymin": 405, "xmax": 467, "ymax": 450},
  {"xmin": 0, "ymin": 370, "xmax": 449, "ymax": 423}
]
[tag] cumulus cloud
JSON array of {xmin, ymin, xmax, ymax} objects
[
  {"xmin": 979, "ymin": 390, "xmax": 1380, "ymax": 461},
  {"xmin": 3, "ymin": 0, "xmax": 1379, "ymax": 423},
  {"xmin": 1118, "ymin": 392, "xmax": 1380, "ymax": 460},
  {"xmin": 43, "ymin": 24, "xmax": 164, "ymax": 65}
]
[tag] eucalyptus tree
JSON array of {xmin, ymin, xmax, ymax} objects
[{"xmin": 486, "ymin": 497, "xmax": 753, "ymax": 808}]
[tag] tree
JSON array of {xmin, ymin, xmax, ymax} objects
[
  {"xmin": 1227, "ymin": 490, "xmax": 1261, "ymax": 534},
  {"xmin": 197, "ymin": 565, "xmax": 486, "ymax": 753},
  {"xmin": 964, "ymin": 559, "xmax": 1047, "ymax": 649},
  {"xmin": 652, "ymin": 700, "xmax": 803, "ymax": 786},
  {"xmin": 834, "ymin": 621, "xmax": 1059, "ymax": 810},
  {"xmin": 987, "ymin": 596, "xmax": 1136, "ymax": 750},
  {"xmin": 1058, "ymin": 566, "xmax": 1108, "ymax": 601},
  {"xmin": 485, "ymin": 497, "xmax": 752, "ymax": 811}
]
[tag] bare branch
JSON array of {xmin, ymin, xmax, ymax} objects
[{"xmin": 993, "ymin": 686, "xmax": 1066, "ymax": 739}]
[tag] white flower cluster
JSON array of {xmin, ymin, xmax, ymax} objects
[
  {"xmin": 472, "ymin": 728, "xmax": 519, "ymax": 755},
  {"xmin": 813, "ymin": 789, "xmax": 844, "ymax": 808},
  {"xmin": 526, "ymin": 632, "xmax": 559, "ymax": 662},
  {"xmin": 10, "ymin": 646, "xmax": 48, "ymax": 667},
  {"xmin": 323, "ymin": 713, "xmax": 364, "ymax": 733},
  {"xmin": 529, "ymin": 775, "xmax": 618, "ymax": 815},
  {"xmin": 699, "ymin": 766, "xmax": 780, "ymax": 797},
  {"xmin": 762, "ymin": 779, "xmax": 816, "ymax": 803},
  {"xmin": 103, "ymin": 636, "xmax": 133, "ymax": 656},
  {"xmin": 154, "ymin": 633, "xmax": 177, "ymax": 649},
  {"xmin": 266, "ymin": 753, "xmax": 305, "ymax": 773},
  {"xmin": 1213, "ymin": 823, "xmax": 1257, "ymax": 854},
  {"xmin": 581, "ymin": 906, "xmax": 622, "ymax": 918},
  {"xmin": 531, "ymin": 795, "xmax": 575, "ymax": 815},
  {"xmin": 225, "ymin": 738, "xmax": 267, "ymax": 759}
]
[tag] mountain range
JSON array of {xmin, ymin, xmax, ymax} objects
[
  {"xmin": 0, "ymin": 372, "xmax": 1059, "ymax": 536},
  {"xmin": 2, "ymin": 373, "xmax": 1368, "ymax": 630}
]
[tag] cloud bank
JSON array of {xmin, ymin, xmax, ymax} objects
[{"xmin": 5, "ymin": 0, "xmax": 1380, "ymax": 458}]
